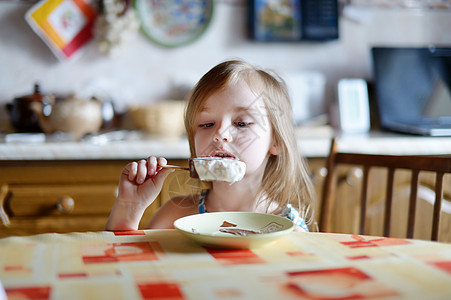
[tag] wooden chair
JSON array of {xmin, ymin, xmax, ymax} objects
[{"xmin": 319, "ymin": 138, "xmax": 451, "ymax": 241}]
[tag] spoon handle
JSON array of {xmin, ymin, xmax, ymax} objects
[
  {"xmin": 161, "ymin": 165, "xmax": 190, "ymax": 171},
  {"xmin": 161, "ymin": 160, "xmax": 198, "ymax": 179}
]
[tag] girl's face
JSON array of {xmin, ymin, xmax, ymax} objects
[{"xmin": 193, "ymin": 81, "xmax": 278, "ymax": 178}]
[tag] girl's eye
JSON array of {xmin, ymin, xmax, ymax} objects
[
  {"xmin": 235, "ymin": 121, "xmax": 253, "ymax": 127},
  {"xmin": 199, "ymin": 123, "xmax": 214, "ymax": 128}
]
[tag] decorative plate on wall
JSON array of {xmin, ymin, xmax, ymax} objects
[{"xmin": 134, "ymin": 0, "xmax": 214, "ymax": 48}]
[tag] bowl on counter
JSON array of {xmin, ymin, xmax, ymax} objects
[{"xmin": 129, "ymin": 100, "xmax": 186, "ymax": 139}]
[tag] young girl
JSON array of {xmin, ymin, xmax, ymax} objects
[{"xmin": 105, "ymin": 60, "xmax": 315, "ymax": 232}]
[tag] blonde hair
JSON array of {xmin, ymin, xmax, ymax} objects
[{"xmin": 184, "ymin": 60, "xmax": 315, "ymax": 228}]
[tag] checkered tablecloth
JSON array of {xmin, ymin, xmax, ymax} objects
[{"xmin": 1, "ymin": 230, "xmax": 451, "ymax": 299}]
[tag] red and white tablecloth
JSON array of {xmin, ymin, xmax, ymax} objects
[{"xmin": 1, "ymin": 230, "xmax": 451, "ymax": 299}]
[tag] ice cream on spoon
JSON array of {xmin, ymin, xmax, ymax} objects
[
  {"xmin": 164, "ymin": 157, "xmax": 246, "ymax": 183},
  {"xmin": 191, "ymin": 157, "xmax": 246, "ymax": 183}
]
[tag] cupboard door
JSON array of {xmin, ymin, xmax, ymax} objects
[
  {"xmin": 8, "ymin": 184, "xmax": 118, "ymax": 217},
  {"xmin": 1, "ymin": 183, "xmax": 118, "ymax": 236}
]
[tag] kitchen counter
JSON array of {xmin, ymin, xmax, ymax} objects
[
  {"xmin": 1, "ymin": 129, "xmax": 451, "ymax": 160},
  {"xmin": 0, "ymin": 134, "xmax": 191, "ymax": 160}
]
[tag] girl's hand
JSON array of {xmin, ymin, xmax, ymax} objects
[
  {"xmin": 119, "ymin": 156, "xmax": 173, "ymax": 205},
  {"xmin": 105, "ymin": 156, "xmax": 174, "ymax": 231}
]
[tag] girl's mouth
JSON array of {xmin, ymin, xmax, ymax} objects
[
  {"xmin": 215, "ymin": 154, "xmax": 234, "ymax": 159},
  {"xmin": 208, "ymin": 151, "xmax": 237, "ymax": 159}
]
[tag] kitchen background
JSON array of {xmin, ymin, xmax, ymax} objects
[
  {"xmin": 1, "ymin": 0, "xmax": 451, "ymax": 133},
  {"xmin": 1, "ymin": 0, "xmax": 451, "ymax": 240}
]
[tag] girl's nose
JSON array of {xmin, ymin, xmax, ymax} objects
[
  {"xmin": 214, "ymin": 135, "xmax": 232, "ymax": 142},
  {"xmin": 213, "ymin": 126, "xmax": 233, "ymax": 143}
]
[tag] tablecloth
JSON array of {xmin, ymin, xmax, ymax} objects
[{"xmin": 1, "ymin": 230, "xmax": 451, "ymax": 299}]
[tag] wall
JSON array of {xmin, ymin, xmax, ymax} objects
[{"xmin": 1, "ymin": 1, "xmax": 450, "ymax": 129}]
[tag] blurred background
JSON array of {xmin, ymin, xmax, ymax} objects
[{"xmin": 0, "ymin": 0, "xmax": 450, "ymax": 134}]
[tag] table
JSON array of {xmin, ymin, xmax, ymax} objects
[{"xmin": 1, "ymin": 230, "xmax": 451, "ymax": 299}]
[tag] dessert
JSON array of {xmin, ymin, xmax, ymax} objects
[
  {"xmin": 220, "ymin": 221, "xmax": 237, "ymax": 228},
  {"xmin": 218, "ymin": 220, "xmax": 284, "ymax": 236},
  {"xmin": 219, "ymin": 228, "xmax": 261, "ymax": 236},
  {"xmin": 190, "ymin": 157, "xmax": 246, "ymax": 183}
]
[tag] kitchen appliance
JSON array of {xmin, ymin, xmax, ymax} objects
[{"xmin": 372, "ymin": 46, "xmax": 451, "ymax": 136}]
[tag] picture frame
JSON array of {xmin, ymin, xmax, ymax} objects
[
  {"xmin": 248, "ymin": 0, "xmax": 339, "ymax": 42},
  {"xmin": 249, "ymin": 0, "xmax": 302, "ymax": 42}
]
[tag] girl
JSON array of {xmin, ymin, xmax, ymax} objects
[{"xmin": 105, "ymin": 60, "xmax": 315, "ymax": 232}]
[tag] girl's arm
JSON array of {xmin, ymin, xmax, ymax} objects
[{"xmin": 104, "ymin": 157, "xmax": 174, "ymax": 231}]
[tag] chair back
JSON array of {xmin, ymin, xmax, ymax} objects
[{"xmin": 319, "ymin": 138, "xmax": 451, "ymax": 241}]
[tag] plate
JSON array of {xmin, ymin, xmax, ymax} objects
[
  {"xmin": 134, "ymin": 0, "xmax": 214, "ymax": 48},
  {"xmin": 174, "ymin": 212, "xmax": 294, "ymax": 249}
]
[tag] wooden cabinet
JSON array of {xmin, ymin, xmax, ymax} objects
[
  {"xmin": 0, "ymin": 158, "xmax": 326, "ymax": 237},
  {"xmin": 0, "ymin": 159, "xmax": 202, "ymax": 237},
  {"xmin": 0, "ymin": 160, "xmax": 148, "ymax": 237}
]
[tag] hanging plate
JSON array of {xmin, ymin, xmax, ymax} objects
[{"xmin": 134, "ymin": 0, "xmax": 214, "ymax": 48}]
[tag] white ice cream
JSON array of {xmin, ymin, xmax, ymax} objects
[{"xmin": 192, "ymin": 157, "xmax": 246, "ymax": 183}]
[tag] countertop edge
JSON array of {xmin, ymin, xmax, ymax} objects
[{"xmin": 1, "ymin": 131, "xmax": 451, "ymax": 160}]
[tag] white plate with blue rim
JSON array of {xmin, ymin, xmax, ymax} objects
[
  {"xmin": 134, "ymin": 0, "xmax": 214, "ymax": 48},
  {"xmin": 174, "ymin": 212, "xmax": 294, "ymax": 249}
]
